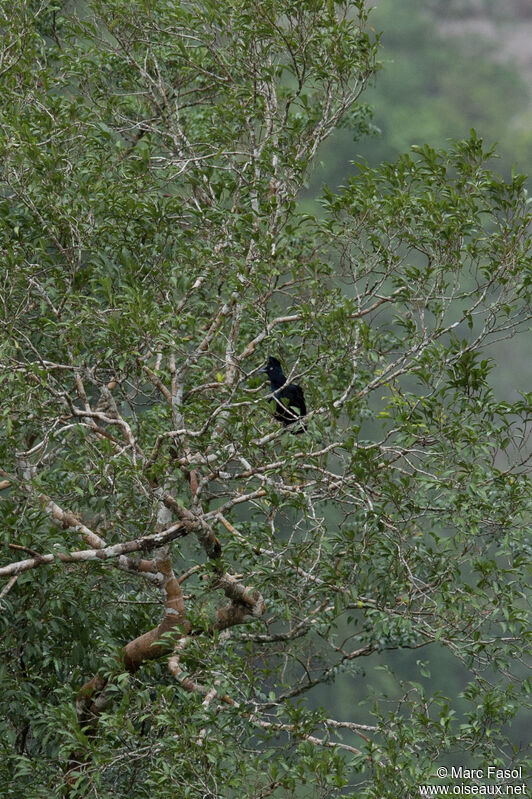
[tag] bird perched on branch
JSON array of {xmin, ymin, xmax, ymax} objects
[{"xmin": 260, "ymin": 356, "xmax": 307, "ymax": 432}]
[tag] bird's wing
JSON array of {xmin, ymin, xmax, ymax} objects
[
  {"xmin": 282, "ymin": 384, "xmax": 306, "ymax": 417},
  {"xmin": 292, "ymin": 385, "xmax": 307, "ymax": 416}
]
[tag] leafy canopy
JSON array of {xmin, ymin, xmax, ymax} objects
[{"xmin": 1, "ymin": 2, "xmax": 531, "ymax": 798}]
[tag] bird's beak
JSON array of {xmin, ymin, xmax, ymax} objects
[{"xmin": 258, "ymin": 367, "xmax": 268, "ymax": 374}]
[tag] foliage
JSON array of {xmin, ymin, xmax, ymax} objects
[{"xmin": 0, "ymin": 1, "xmax": 531, "ymax": 797}]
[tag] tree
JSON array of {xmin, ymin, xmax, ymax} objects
[{"xmin": 1, "ymin": 2, "xmax": 531, "ymax": 797}]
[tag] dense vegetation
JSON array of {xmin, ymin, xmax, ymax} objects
[{"xmin": 1, "ymin": 1, "xmax": 531, "ymax": 797}]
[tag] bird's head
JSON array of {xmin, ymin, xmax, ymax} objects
[{"xmin": 259, "ymin": 356, "xmax": 283, "ymax": 379}]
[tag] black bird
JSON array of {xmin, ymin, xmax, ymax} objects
[{"xmin": 260, "ymin": 356, "xmax": 307, "ymax": 431}]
